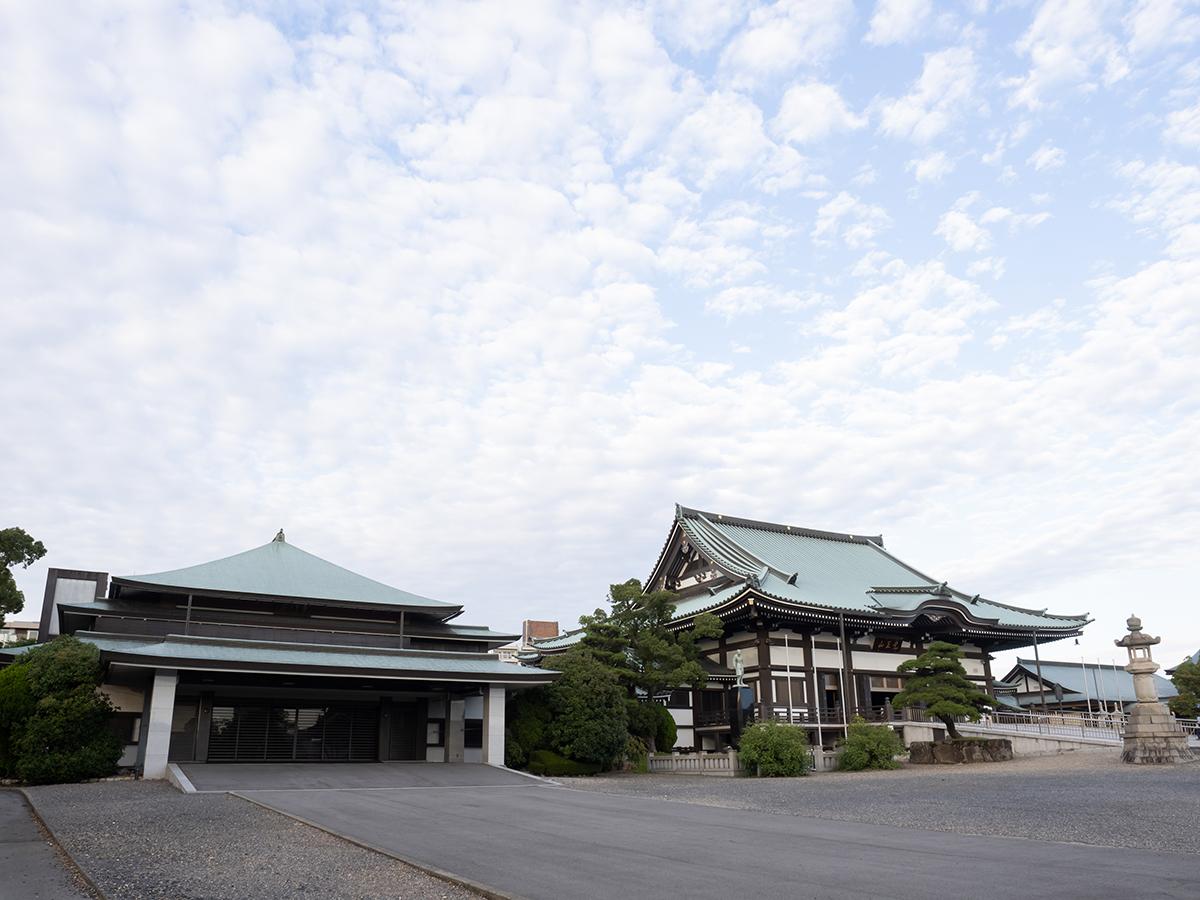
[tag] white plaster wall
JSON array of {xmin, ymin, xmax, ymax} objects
[
  {"xmin": 962, "ymin": 657, "xmax": 985, "ymax": 677},
  {"xmin": 670, "ymin": 708, "xmax": 693, "ymax": 727},
  {"xmin": 101, "ymin": 684, "xmax": 145, "ymax": 713},
  {"xmin": 675, "ymin": 727, "xmax": 694, "ymax": 749},
  {"xmin": 142, "ymin": 669, "xmax": 177, "ymax": 780},
  {"xmin": 769, "ymin": 644, "xmax": 805, "ymax": 668},
  {"xmin": 426, "ymin": 746, "xmax": 443, "ymax": 763},
  {"xmin": 464, "ymin": 747, "xmax": 482, "ymax": 764},
  {"xmin": 850, "ymin": 650, "xmax": 916, "ymax": 672},
  {"xmin": 812, "ymin": 648, "xmax": 844, "ymax": 668}
]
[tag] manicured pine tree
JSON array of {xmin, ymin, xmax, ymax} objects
[{"xmin": 893, "ymin": 641, "xmax": 992, "ymax": 739}]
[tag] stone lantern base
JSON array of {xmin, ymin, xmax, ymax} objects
[{"xmin": 1122, "ymin": 702, "xmax": 1195, "ymax": 764}]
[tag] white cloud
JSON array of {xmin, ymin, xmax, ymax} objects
[
  {"xmin": 812, "ymin": 192, "xmax": 892, "ymax": 248},
  {"xmin": 772, "ymin": 82, "xmax": 865, "ymax": 144},
  {"xmin": 936, "ymin": 209, "xmax": 991, "ymax": 252},
  {"xmin": 1027, "ymin": 142, "xmax": 1067, "ymax": 171},
  {"xmin": 1165, "ymin": 103, "xmax": 1200, "ymax": 148},
  {"xmin": 706, "ymin": 284, "xmax": 824, "ymax": 317},
  {"xmin": 1009, "ymin": 0, "xmax": 1129, "ymax": 110},
  {"xmin": 967, "ymin": 256, "xmax": 1006, "ymax": 279},
  {"xmin": 865, "ymin": 0, "xmax": 933, "ymax": 46},
  {"xmin": 907, "ymin": 150, "xmax": 955, "ymax": 183},
  {"xmin": 878, "ymin": 46, "xmax": 978, "ymax": 142},
  {"xmin": 719, "ymin": 0, "xmax": 855, "ymax": 85},
  {"xmin": 1124, "ymin": 0, "xmax": 1200, "ymax": 57}
]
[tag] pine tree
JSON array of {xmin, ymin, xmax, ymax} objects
[{"xmin": 893, "ymin": 641, "xmax": 991, "ymax": 739}]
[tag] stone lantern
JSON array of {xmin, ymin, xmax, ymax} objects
[{"xmin": 1114, "ymin": 615, "xmax": 1193, "ymax": 764}]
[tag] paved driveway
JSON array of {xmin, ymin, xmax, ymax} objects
[
  {"xmin": 0, "ymin": 790, "xmax": 93, "ymax": 899},
  {"xmin": 179, "ymin": 761, "xmax": 534, "ymax": 792},
  {"xmin": 237, "ymin": 780, "xmax": 1196, "ymax": 900}
]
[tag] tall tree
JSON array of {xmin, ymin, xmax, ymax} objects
[
  {"xmin": 1168, "ymin": 658, "xmax": 1200, "ymax": 719},
  {"xmin": 0, "ymin": 528, "xmax": 46, "ymax": 627},
  {"xmin": 893, "ymin": 641, "xmax": 992, "ymax": 739},
  {"xmin": 577, "ymin": 578, "xmax": 723, "ymax": 752}
]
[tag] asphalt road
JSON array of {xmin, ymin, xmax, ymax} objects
[
  {"xmin": 0, "ymin": 790, "xmax": 93, "ymax": 900},
  {"xmin": 239, "ymin": 781, "xmax": 1197, "ymax": 900}
]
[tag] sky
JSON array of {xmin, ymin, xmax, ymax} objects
[{"xmin": 2, "ymin": 0, "xmax": 1198, "ymax": 675}]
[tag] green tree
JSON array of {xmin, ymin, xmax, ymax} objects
[
  {"xmin": 0, "ymin": 527, "xmax": 46, "ymax": 627},
  {"xmin": 626, "ymin": 699, "xmax": 676, "ymax": 753},
  {"xmin": 838, "ymin": 716, "xmax": 905, "ymax": 771},
  {"xmin": 0, "ymin": 664, "xmax": 35, "ymax": 776},
  {"xmin": 545, "ymin": 649, "xmax": 629, "ymax": 768},
  {"xmin": 505, "ymin": 687, "xmax": 552, "ymax": 769},
  {"xmin": 1168, "ymin": 658, "xmax": 1200, "ymax": 719},
  {"xmin": 893, "ymin": 641, "xmax": 991, "ymax": 739},
  {"xmin": 578, "ymin": 578, "xmax": 722, "ymax": 752},
  {"xmin": 737, "ymin": 721, "xmax": 810, "ymax": 777}
]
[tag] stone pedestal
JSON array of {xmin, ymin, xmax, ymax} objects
[{"xmin": 1122, "ymin": 702, "xmax": 1193, "ymax": 764}]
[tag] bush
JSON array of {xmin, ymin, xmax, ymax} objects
[
  {"xmin": 0, "ymin": 663, "xmax": 34, "ymax": 777},
  {"xmin": 627, "ymin": 700, "xmax": 677, "ymax": 753},
  {"xmin": 546, "ymin": 650, "xmax": 628, "ymax": 768},
  {"xmin": 625, "ymin": 735, "xmax": 648, "ymax": 773},
  {"xmin": 738, "ymin": 722, "xmax": 811, "ymax": 777},
  {"xmin": 527, "ymin": 749, "xmax": 602, "ymax": 777},
  {"xmin": 838, "ymin": 717, "xmax": 905, "ymax": 771},
  {"xmin": 14, "ymin": 688, "xmax": 122, "ymax": 785},
  {"xmin": 0, "ymin": 636, "xmax": 119, "ymax": 784},
  {"xmin": 505, "ymin": 687, "xmax": 552, "ymax": 769}
]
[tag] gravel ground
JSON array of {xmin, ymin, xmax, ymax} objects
[
  {"xmin": 23, "ymin": 781, "xmax": 481, "ymax": 900},
  {"xmin": 561, "ymin": 751, "xmax": 1200, "ymax": 854}
]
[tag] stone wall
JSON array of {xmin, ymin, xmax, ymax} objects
[{"xmin": 909, "ymin": 739, "xmax": 1013, "ymax": 765}]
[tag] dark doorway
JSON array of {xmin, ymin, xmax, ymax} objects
[
  {"xmin": 207, "ymin": 701, "xmax": 379, "ymax": 762},
  {"xmin": 387, "ymin": 700, "xmax": 428, "ymax": 760}
]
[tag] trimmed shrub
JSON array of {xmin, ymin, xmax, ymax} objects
[
  {"xmin": 627, "ymin": 701, "xmax": 677, "ymax": 753},
  {"xmin": 14, "ymin": 688, "xmax": 122, "ymax": 785},
  {"xmin": 738, "ymin": 722, "xmax": 811, "ymax": 777},
  {"xmin": 21, "ymin": 636, "xmax": 103, "ymax": 700},
  {"xmin": 527, "ymin": 749, "xmax": 602, "ymax": 777},
  {"xmin": 838, "ymin": 717, "xmax": 905, "ymax": 771}
]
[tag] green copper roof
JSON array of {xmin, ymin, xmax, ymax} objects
[
  {"xmin": 1008, "ymin": 659, "xmax": 1177, "ymax": 704},
  {"xmin": 114, "ymin": 532, "xmax": 461, "ymax": 615},
  {"xmin": 665, "ymin": 506, "xmax": 1089, "ymax": 632},
  {"xmin": 60, "ymin": 631, "xmax": 555, "ymax": 682}
]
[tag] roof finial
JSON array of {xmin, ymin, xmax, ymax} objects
[{"xmin": 274, "ymin": 529, "xmax": 286, "ymax": 543}]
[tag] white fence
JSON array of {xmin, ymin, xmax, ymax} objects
[
  {"xmin": 959, "ymin": 710, "xmax": 1200, "ymax": 748},
  {"xmin": 649, "ymin": 749, "xmax": 743, "ymax": 775}
]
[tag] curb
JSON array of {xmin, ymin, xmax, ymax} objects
[
  {"xmin": 166, "ymin": 763, "xmax": 197, "ymax": 794},
  {"xmin": 15, "ymin": 788, "xmax": 109, "ymax": 900},
  {"xmin": 230, "ymin": 790, "xmax": 524, "ymax": 900}
]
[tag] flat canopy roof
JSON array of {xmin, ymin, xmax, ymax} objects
[
  {"xmin": 113, "ymin": 531, "xmax": 462, "ymax": 618},
  {"xmin": 28, "ymin": 631, "xmax": 558, "ymax": 685}
]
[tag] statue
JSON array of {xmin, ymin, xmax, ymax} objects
[
  {"xmin": 1115, "ymin": 615, "xmax": 1193, "ymax": 764},
  {"xmin": 733, "ymin": 649, "xmax": 745, "ymax": 687}
]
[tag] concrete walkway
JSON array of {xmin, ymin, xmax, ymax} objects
[
  {"xmin": 179, "ymin": 761, "xmax": 535, "ymax": 792},
  {"xmin": 0, "ymin": 790, "xmax": 93, "ymax": 899},
  {"xmin": 241, "ymin": 781, "xmax": 1196, "ymax": 900}
]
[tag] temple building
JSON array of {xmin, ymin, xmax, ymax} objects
[
  {"xmin": 5, "ymin": 531, "xmax": 553, "ymax": 778},
  {"xmin": 998, "ymin": 659, "xmax": 1178, "ymax": 713},
  {"xmin": 530, "ymin": 505, "xmax": 1091, "ymax": 751}
]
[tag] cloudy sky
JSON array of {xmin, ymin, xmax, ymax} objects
[{"xmin": 3, "ymin": 0, "xmax": 1198, "ymax": 672}]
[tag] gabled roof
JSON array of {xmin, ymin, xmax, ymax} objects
[
  {"xmin": 1005, "ymin": 659, "xmax": 1177, "ymax": 703},
  {"xmin": 655, "ymin": 505, "xmax": 1089, "ymax": 633},
  {"xmin": 113, "ymin": 532, "xmax": 461, "ymax": 617},
  {"xmin": 1168, "ymin": 649, "xmax": 1199, "ymax": 674}
]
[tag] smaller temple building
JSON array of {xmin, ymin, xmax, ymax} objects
[
  {"xmin": 2, "ymin": 531, "xmax": 554, "ymax": 778},
  {"xmin": 998, "ymin": 659, "xmax": 1178, "ymax": 713},
  {"xmin": 530, "ymin": 505, "xmax": 1091, "ymax": 750}
]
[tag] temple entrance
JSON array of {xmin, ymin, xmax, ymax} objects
[{"xmin": 206, "ymin": 701, "xmax": 380, "ymax": 762}]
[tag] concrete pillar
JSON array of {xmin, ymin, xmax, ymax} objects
[
  {"xmin": 446, "ymin": 697, "xmax": 465, "ymax": 763},
  {"xmin": 482, "ymin": 686, "xmax": 506, "ymax": 766},
  {"xmin": 142, "ymin": 668, "xmax": 178, "ymax": 779}
]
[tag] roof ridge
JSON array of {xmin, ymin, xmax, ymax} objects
[{"xmin": 678, "ymin": 506, "xmax": 881, "ymax": 545}]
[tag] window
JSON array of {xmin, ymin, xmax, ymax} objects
[
  {"xmin": 869, "ymin": 676, "xmax": 903, "ymax": 691},
  {"xmin": 464, "ymin": 719, "xmax": 483, "ymax": 749},
  {"xmin": 426, "ymin": 720, "xmax": 445, "ymax": 747}
]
